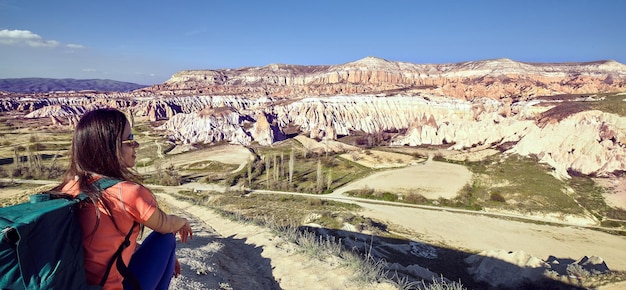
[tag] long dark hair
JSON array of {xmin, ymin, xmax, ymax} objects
[
  {"xmin": 65, "ymin": 108, "xmax": 140, "ymax": 184},
  {"xmin": 57, "ymin": 108, "xmax": 142, "ymax": 235}
]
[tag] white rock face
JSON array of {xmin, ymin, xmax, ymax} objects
[
  {"xmin": 24, "ymin": 104, "xmax": 87, "ymax": 118},
  {"xmin": 511, "ymin": 110, "xmax": 626, "ymax": 178},
  {"xmin": 249, "ymin": 111, "xmax": 286, "ymax": 146},
  {"xmin": 156, "ymin": 110, "xmax": 252, "ymax": 145}
]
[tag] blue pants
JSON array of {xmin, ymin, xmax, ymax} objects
[{"xmin": 124, "ymin": 232, "xmax": 176, "ymax": 290}]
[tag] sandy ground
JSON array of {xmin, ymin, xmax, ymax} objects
[
  {"xmin": 353, "ymin": 202, "xmax": 626, "ymax": 272},
  {"xmin": 596, "ymin": 177, "xmax": 626, "ymax": 210},
  {"xmin": 331, "ymin": 158, "xmax": 472, "ymax": 199},
  {"xmin": 137, "ymin": 144, "xmax": 254, "ymax": 175}
]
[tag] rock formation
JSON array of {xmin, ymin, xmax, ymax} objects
[{"xmin": 2, "ymin": 57, "xmax": 626, "ymax": 178}]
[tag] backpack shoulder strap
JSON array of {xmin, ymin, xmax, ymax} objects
[
  {"xmin": 99, "ymin": 222, "xmax": 141, "ymax": 289},
  {"xmin": 75, "ymin": 177, "xmax": 122, "ymax": 202},
  {"xmin": 93, "ymin": 177, "xmax": 123, "ymax": 191}
]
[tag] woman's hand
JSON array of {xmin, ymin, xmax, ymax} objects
[
  {"xmin": 176, "ymin": 220, "xmax": 193, "ymax": 243},
  {"xmin": 174, "ymin": 257, "xmax": 181, "ymax": 277},
  {"xmin": 144, "ymin": 209, "xmax": 194, "ymax": 241}
]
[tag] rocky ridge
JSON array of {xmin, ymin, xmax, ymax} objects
[{"xmin": 144, "ymin": 57, "xmax": 626, "ymax": 100}]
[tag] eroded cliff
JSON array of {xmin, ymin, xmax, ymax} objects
[{"xmin": 144, "ymin": 57, "xmax": 626, "ymax": 100}]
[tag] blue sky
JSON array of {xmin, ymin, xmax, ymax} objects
[{"xmin": 1, "ymin": 0, "xmax": 625, "ymax": 85}]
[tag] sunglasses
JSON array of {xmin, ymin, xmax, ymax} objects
[{"xmin": 121, "ymin": 134, "xmax": 140, "ymax": 148}]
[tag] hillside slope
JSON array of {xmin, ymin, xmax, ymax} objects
[{"xmin": 0, "ymin": 77, "xmax": 147, "ymax": 93}]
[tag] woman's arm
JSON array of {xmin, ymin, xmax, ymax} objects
[{"xmin": 143, "ymin": 207, "xmax": 193, "ymax": 243}]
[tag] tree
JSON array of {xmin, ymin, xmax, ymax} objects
[
  {"xmin": 289, "ymin": 148, "xmax": 295, "ymax": 184},
  {"xmin": 280, "ymin": 152, "xmax": 285, "ymax": 178},
  {"xmin": 316, "ymin": 159, "xmax": 322, "ymax": 192},
  {"xmin": 302, "ymin": 142, "xmax": 312, "ymax": 158},
  {"xmin": 326, "ymin": 168, "xmax": 333, "ymax": 191},
  {"xmin": 273, "ymin": 154, "xmax": 279, "ymax": 181},
  {"xmin": 247, "ymin": 161, "xmax": 252, "ymax": 186},
  {"xmin": 265, "ymin": 155, "xmax": 270, "ymax": 188}
]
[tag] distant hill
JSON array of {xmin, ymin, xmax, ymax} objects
[{"xmin": 0, "ymin": 78, "xmax": 148, "ymax": 93}]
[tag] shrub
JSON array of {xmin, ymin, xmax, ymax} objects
[
  {"xmin": 489, "ymin": 192, "xmax": 506, "ymax": 202},
  {"xmin": 151, "ymin": 163, "xmax": 181, "ymax": 186},
  {"xmin": 341, "ymin": 250, "xmax": 389, "ymax": 285},
  {"xmin": 404, "ymin": 193, "xmax": 427, "ymax": 204},
  {"xmin": 28, "ymin": 143, "xmax": 46, "ymax": 151}
]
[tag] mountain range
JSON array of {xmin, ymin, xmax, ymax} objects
[{"xmin": 0, "ymin": 77, "xmax": 147, "ymax": 93}]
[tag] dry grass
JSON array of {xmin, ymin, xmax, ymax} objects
[{"xmin": 171, "ymin": 188, "xmax": 470, "ymax": 289}]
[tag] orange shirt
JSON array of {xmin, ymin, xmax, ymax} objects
[{"xmin": 62, "ymin": 178, "xmax": 157, "ymax": 290}]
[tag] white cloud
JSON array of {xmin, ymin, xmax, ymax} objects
[
  {"xmin": 66, "ymin": 43, "xmax": 85, "ymax": 49},
  {"xmin": 0, "ymin": 29, "xmax": 83, "ymax": 49}
]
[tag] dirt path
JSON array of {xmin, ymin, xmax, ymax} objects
[
  {"xmin": 157, "ymin": 192, "xmax": 392, "ymax": 290},
  {"xmin": 161, "ymin": 201, "xmax": 282, "ymax": 289}
]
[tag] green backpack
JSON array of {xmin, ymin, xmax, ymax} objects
[{"xmin": 0, "ymin": 178, "xmax": 139, "ymax": 290}]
